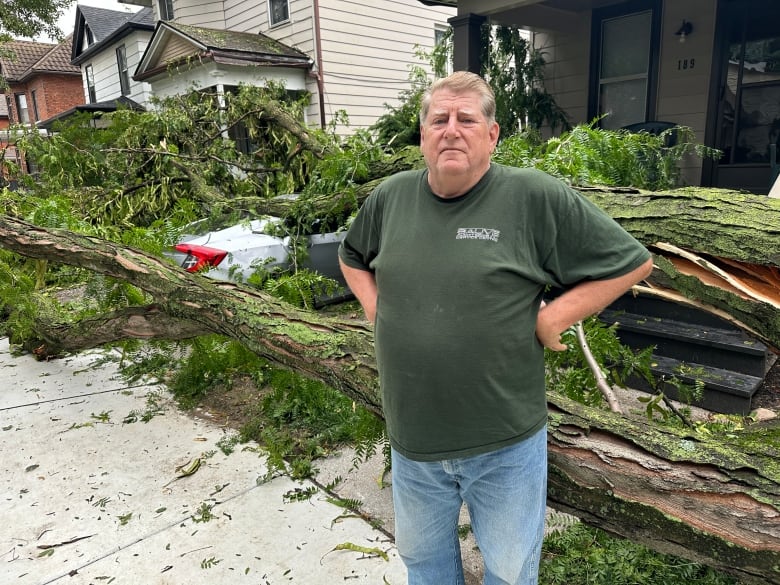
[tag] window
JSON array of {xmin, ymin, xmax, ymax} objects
[
  {"xmin": 5, "ymin": 96, "xmax": 12, "ymax": 124},
  {"xmin": 269, "ymin": 0, "xmax": 289, "ymax": 26},
  {"xmin": 116, "ymin": 45, "xmax": 130, "ymax": 96},
  {"xmin": 596, "ymin": 10, "xmax": 652, "ymax": 130},
  {"xmin": 158, "ymin": 0, "xmax": 173, "ymax": 21},
  {"xmin": 14, "ymin": 93, "xmax": 30, "ymax": 124},
  {"xmin": 719, "ymin": 25, "xmax": 780, "ymax": 164},
  {"xmin": 31, "ymin": 90, "xmax": 40, "ymax": 121},
  {"xmin": 85, "ymin": 65, "xmax": 97, "ymax": 103},
  {"xmin": 434, "ymin": 25, "xmax": 453, "ymax": 76}
]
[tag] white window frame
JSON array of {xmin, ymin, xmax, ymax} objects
[
  {"xmin": 434, "ymin": 25, "xmax": 453, "ymax": 76},
  {"xmin": 14, "ymin": 93, "xmax": 30, "ymax": 124},
  {"xmin": 596, "ymin": 10, "xmax": 652, "ymax": 130},
  {"xmin": 269, "ymin": 0, "xmax": 290, "ymax": 27}
]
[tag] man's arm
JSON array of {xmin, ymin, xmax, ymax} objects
[
  {"xmin": 536, "ymin": 257, "xmax": 654, "ymax": 351},
  {"xmin": 339, "ymin": 259, "xmax": 378, "ymax": 324}
]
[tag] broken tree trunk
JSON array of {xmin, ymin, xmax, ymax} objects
[
  {"xmin": 581, "ymin": 187, "xmax": 780, "ymax": 350},
  {"xmin": 0, "ymin": 215, "xmax": 777, "ymax": 585}
]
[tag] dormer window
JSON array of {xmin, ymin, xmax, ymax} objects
[{"xmin": 82, "ymin": 25, "xmax": 94, "ymax": 51}]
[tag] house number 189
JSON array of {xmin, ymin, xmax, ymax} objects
[{"xmin": 678, "ymin": 58, "xmax": 695, "ymax": 70}]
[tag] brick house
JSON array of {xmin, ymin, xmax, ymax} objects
[
  {"xmin": 0, "ymin": 38, "xmax": 84, "ymax": 126},
  {"xmin": 0, "ymin": 37, "xmax": 85, "ymax": 175}
]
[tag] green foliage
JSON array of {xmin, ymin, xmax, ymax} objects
[
  {"xmin": 240, "ymin": 367, "xmax": 385, "ymax": 480},
  {"xmin": 0, "ymin": 0, "xmax": 70, "ymax": 42},
  {"xmin": 370, "ymin": 60, "xmax": 429, "ymax": 148},
  {"xmin": 304, "ymin": 128, "xmax": 385, "ymax": 197},
  {"xmin": 480, "ymin": 25, "xmax": 570, "ymax": 135},
  {"xmin": 540, "ymin": 523, "xmax": 740, "ymax": 585},
  {"xmin": 260, "ymin": 268, "xmax": 338, "ymax": 310},
  {"xmin": 15, "ymin": 83, "xmax": 321, "ymax": 229},
  {"xmin": 494, "ymin": 122, "xmax": 721, "ymax": 190},
  {"xmin": 545, "ymin": 316, "xmax": 655, "ymax": 407},
  {"xmin": 167, "ymin": 336, "xmax": 266, "ymax": 407},
  {"xmin": 372, "ymin": 25, "xmax": 570, "ymax": 147}
]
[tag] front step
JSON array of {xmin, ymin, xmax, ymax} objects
[
  {"xmin": 625, "ymin": 354, "xmax": 763, "ymax": 415},
  {"xmin": 598, "ymin": 297, "xmax": 769, "ymax": 415},
  {"xmin": 599, "ymin": 308, "xmax": 767, "ymax": 377}
]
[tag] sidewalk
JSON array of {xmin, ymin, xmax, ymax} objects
[{"xmin": 0, "ymin": 338, "xmax": 407, "ymax": 585}]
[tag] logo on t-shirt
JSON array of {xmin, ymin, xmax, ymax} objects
[{"xmin": 455, "ymin": 227, "xmax": 500, "ymax": 242}]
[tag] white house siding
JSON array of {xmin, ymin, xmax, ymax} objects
[
  {"xmin": 82, "ymin": 31, "xmax": 153, "ymax": 107},
  {"xmin": 223, "ymin": 0, "xmax": 317, "ymax": 126},
  {"xmin": 221, "ymin": 0, "xmax": 454, "ymax": 131},
  {"xmin": 145, "ymin": 0, "xmax": 454, "ymax": 130},
  {"xmin": 314, "ymin": 0, "xmax": 454, "ymax": 131},
  {"xmin": 163, "ymin": 0, "xmax": 227, "ymax": 29},
  {"xmin": 532, "ymin": 19, "xmax": 591, "ymax": 140}
]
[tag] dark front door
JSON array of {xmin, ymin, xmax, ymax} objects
[{"xmin": 711, "ymin": 0, "xmax": 780, "ymax": 194}]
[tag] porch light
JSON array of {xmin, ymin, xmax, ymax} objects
[{"xmin": 675, "ymin": 20, "xmax": 693, "ymax": 43}]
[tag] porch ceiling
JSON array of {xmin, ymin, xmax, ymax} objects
[{"xmin": 422, "ymin": 0, "xmax": 624, "ymax": 29}]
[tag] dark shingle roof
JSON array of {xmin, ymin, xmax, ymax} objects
[
  {"xmin": 78, "ymin": 5, "xmax": 139, "ymax": 43},
  {"xmin": 72, "ymin": 5, "xmax": 155, "ymax": 64},
  {"xmin": 134, "ymin": 22, "xmax": 312, "ymax": 81}
]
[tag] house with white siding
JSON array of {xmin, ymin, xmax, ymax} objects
[
  {"xmin": 79, "ymin": 0, "xmax": 456, "ymax": 131},
  {"xmin": 71, "ymin": 5, "xmax": 156, "ymax": 109},
  {"xmin": 420, "ymin": 0, "xmax": 780, "ymax": 195}
]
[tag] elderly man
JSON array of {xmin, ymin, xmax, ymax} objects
[{"xmin": 339, "ymin": 71, "xmax": 653, "ymax": 585}]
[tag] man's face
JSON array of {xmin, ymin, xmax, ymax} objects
[{"xmin": 420, "ymin": 89, "xmax": 499, "ymax": 187}]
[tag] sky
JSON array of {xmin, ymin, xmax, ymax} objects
[{"xmin": 39, "ymin": 0, "xmax": 141, "ymax": 42}]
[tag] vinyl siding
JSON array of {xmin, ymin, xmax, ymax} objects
[
  {"xmin": 165, "ymin": 0, "xmax": 227, "ymax": 28},
  {"xmin": 533, "ymin": 23, "xmax": 591, "ymax": 138},
  {"xmin": 656, "ymin": 0, "xmax": 714, "ymax": 184},
  {"xmin": 143, "ymin": 0, "xmax": 454, "ymax": 130},
  {"xmin": 315, "ymin": 0, "xmax": 454, "ymax": 131},
  {"xmin": 83, "ymin": 31, "xmax": 153, "ymax": 107},
  {"xmin": 222, "ymin": 0, "xmax": 454, "ymax": 130}
]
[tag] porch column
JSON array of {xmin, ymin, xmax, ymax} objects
[{"xmin": 448, "ymin": 13, "xmax": 486, "ymax": 74}]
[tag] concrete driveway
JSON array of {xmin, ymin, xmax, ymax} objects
[{"xmin": 0, "ymin": 338, "xmax": 406, "ymax": 585}]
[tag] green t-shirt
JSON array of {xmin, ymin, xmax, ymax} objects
[{"xmin": 339, "ymin": 163, "xmax": 650, "ymax": 461}]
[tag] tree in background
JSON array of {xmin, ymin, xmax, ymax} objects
[
  {"xmin": 481, "ymin": 24, "xmax": 570, "ymax": 136},
  {"xmin": 371, "ymin": 24, "xmax": 570, "ymax": 148},
  {"xmin": 0, "ymin": 0, "xmax": 72, "ymax": 43}
]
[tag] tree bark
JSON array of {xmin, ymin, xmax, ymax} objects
[{"xmin": 0, "ymin": 214, "xmax": 778, "ymax": 584}]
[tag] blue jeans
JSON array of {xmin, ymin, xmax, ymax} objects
[{"xmin": 391, "ymin": 426, "xmax": 548, "ymax": 585}]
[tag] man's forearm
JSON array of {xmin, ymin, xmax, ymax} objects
[
  {"xmin": 537, "ymin": 257, "xmax": 654, "ymax": 350},
  {"xmin": 339, "ymin": 259, "xmax": 378, "ymax": 324}
]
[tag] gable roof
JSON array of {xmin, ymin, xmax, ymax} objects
[
  {"xmin": 72, "ymin": 5, "xmax": 155, "ymax": 65},
  {"xmin": 134, "ymin": 21, "xmax": 312, "ymax": 81},
  {"xmin": 0, "ymin": 37, "xmax": 79, "ymax": 83}
]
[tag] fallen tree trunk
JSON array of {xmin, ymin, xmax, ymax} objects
[
  {"xmin": 270, "ymin": 183, "xmax": 780, "ymax": 349},
  {"xmin": 0, "ymin": 215, "xmax": 777, "ymax": 584}
]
